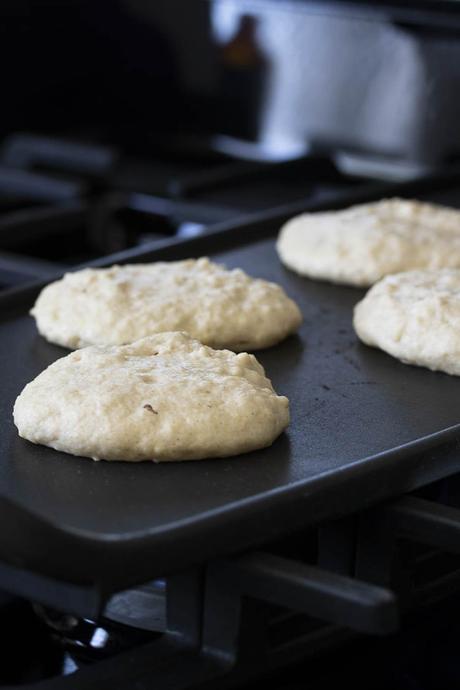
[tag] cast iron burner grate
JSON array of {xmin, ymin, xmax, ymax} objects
[
  {"xmin": 3, "ymin": 479, "xmax": 460, "ymax": 689},
  {"xmin": 0, "ymin": 133, "xmax": 371, "ymax": 289}
]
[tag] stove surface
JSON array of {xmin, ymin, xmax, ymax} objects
[{"xmin": 0, "ymin": 133, "xmax": 371, "ymax": 289}]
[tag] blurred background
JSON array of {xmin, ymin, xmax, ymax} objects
[
  {"xmin": 3, "ymin": 1, "xmax": 460, "ymax": 166},
  {"xmin": 0, "ymin": 0, "xmax": 460, "ymax": 286}
]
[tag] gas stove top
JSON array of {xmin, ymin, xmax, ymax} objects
[
  {"xmin": 3, "ymin": 131, "xmax": 460, "ymax": 690},
  {"xmin": 0, "ymin": 132, "xmax": 371, "ymax": 290}
]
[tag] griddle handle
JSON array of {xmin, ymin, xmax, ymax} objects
[
  {"xmin": 219, "ymin": 551, "xmax": 398, "ymax": 635},
  {"xmin": 385, "ymin": 495, "xmax": 460, "ymax": 553}
]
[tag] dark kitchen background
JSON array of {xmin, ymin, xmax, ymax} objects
[
  {"xmin": 4, "ymin": 0, "xmax": 460, "ymax": 166},
  {"xmin": 3, "ymin": 2, "xmax": 460, "ymax": 690}
]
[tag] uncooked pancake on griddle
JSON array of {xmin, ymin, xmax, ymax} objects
[
  {"xmin": 277, "ymin": 198, "xmax": 460, "ymax": 287},
  {"xmin": 354, "ymin": 268, "xmax": 460, "ymax": 376},
  {"xmin": 13, "ymin": 332, "xmax": 290, "ymax": 462},
  {"xmin": 31, "ymin": 257, "xmax": 302, "ymax": 351}
]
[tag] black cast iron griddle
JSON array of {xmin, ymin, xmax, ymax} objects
[{"xmin": 1, "ymin": 178, "xmax": 460, "ymax": 606}]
